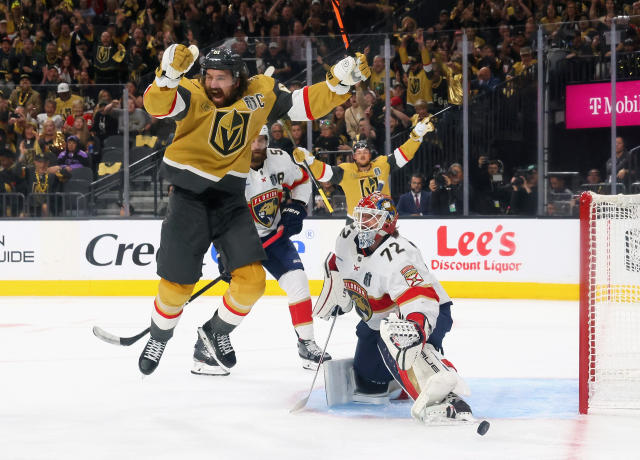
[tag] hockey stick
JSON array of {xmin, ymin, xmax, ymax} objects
[
  {"xmin": 278, "ymin": 119, "xmax": 334, "ymax": 214},
  {"xmin": 330, "ymin": 0, "xmax": 351, "ymax": 53},
  {"xmin": 92, "ymin": 226, "xmax": 285, "ymax": 347},
  {"xmin": 290, "ymin": 310, "xmax": 339, "ymax": 413}
]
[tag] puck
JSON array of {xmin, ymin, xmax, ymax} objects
[{"xmin": 476, "ymin": 420, "xmax": 490, "ymax": 436}]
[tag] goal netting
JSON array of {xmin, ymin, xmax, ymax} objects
[{"xmin": 579, "ymin": 192, "xmax": 640, "ymax": 414}]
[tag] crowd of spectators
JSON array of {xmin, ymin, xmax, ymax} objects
[{"xmin": 0, "ymin": 0, "xmax": 639, "ymax": 217}]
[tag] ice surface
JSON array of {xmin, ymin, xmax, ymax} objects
[{"xmin": 1, "ymin": 297, "xmax": 639, "ymax": 460}]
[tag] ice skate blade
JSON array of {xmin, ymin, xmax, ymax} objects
[{"xmin": 191, "ymin": 359, "xmax": 230, "ymax": 376}]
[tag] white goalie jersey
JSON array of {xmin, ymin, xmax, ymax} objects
[
  {"xmin": 334, "ymin": 224, "xmax": 451, "ymax": 331},
  {"xmin": 246, "ymin": 148, "xmax": 311, "ymax": 237}
]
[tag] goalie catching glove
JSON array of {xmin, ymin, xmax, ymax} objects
[
  {"xmin": 280, "ymin": 200, "xmax": 307, "ymax": 239},
  {"xmin": 313, "ymin": 253, "xmax": 352, "ymax": 320},
  {"xmin": 326, "ymin": 52, "xmax": 371, "ymax": 94},
  {"xmin": 155, "ymin": 44, "xmax": 199, "ymax": 88}
]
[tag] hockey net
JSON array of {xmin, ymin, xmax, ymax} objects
[{"xmin": 579, "ymin": 192, "xmax": 640, "ymax": 414}]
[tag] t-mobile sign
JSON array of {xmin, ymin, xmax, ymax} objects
[{"xmin": 565, "ymin": 80, "xmax": 640, "ymax": 129}]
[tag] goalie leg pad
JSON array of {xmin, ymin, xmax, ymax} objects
[{"xmin": 379, "ymin": 314, "xmax": 425, "ymax": 371}]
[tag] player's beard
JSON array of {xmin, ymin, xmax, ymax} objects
[
  {"xmin": 206, "ymin": 87, "xmax": 236, "ymax": 107},
  {"xmin": 250, "ymin": 147, "xmax": 267, "ymax": 169}
]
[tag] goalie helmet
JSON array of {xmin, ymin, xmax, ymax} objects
[
  {"xmin": 353, "ymin": 192, "xmax": 398, "ymax": 248},
  {"xmin": 201, "ymin": 47, "xmax": 248, "ymax": 79}
]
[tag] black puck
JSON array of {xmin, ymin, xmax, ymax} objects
[{"xmin": 477, "ymin": 420, "xmax": 490, "ymax": 436}]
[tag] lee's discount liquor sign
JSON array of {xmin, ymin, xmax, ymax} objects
[{"xmin": 565, "ymin": 80, "xmax": 640, "ymax": 129}]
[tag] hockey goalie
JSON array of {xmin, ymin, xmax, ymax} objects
[{"xmin": 314, "ymin": 192, "xmax": 477, "ymax": 425}]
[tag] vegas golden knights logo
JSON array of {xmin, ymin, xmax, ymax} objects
[
  {"xmin": 96, "ymin": 46, "xmax": 110, "ymax": 64},
  {"xmin": 409, "ymin": 76, "xmax": 420, "ymax": 95},
  {"xmin": 359, "ymin": 176, "xmax": 379, "ymax": 198},
  {"xmin": 210, "ymin": 109, "xmax": 250, "ymax": 156}
]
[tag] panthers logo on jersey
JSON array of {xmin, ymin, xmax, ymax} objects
[
  {"xmin": 249, "ymin": 188, "xmax": 281, "ymax": 228},
  {"xmin": 210, "ymin": 108, "xmax": 251, "ymax": 156},
  {"xmin": 343, "ymin": 279, "xmax": 373, "ymax": 321}
]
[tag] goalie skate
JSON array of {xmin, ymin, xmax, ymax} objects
[
  {"xmin": 191, "ymin": 336, "xmax": 230, "ymax": 376},
  {"xmin": 298, "ymin": 338, "xmax": 332, "ymax": 370}
]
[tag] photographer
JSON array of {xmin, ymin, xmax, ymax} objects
[
  {"xmin": 430, "ymin": 163, "xmax": 467, "ymax": 215},
  {"xmin": 472, "ymin": 156, "xmax": 510, "ymax": 214},
  {"xmin": 508, "ymin": 165, "xmax": 538, "ymax": 215}
]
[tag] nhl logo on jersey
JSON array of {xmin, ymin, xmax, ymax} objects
[
  {"xmin": 210, "ymin": 109, "xmax": 250, "ymax": 156},
  {"xmin": 400, "ymin": 265, "xmax": 424, "ymax": 287},
  {"xmin": 249, "ymin": 188, "xmax": 281, "ymax": 227},
  {"xmin": 343, "ymin": 279, "xmax": 373, "ymax": 321}
]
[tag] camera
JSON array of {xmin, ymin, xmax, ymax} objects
[{"xmin": 432, "ymin": 165, "xmax": 448, "ymax": 188}]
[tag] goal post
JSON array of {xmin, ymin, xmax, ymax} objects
[{"xmin": 579, "ymin": 191, "xmax": 640, "ymax": 414}]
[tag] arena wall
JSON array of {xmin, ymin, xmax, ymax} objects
[{"xmin": 0, "ymin": 219, "xmax": 578, "ymax": 299}]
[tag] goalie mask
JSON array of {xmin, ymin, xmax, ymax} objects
[{"xmin": 353, "ymin": 192, "xmax": 398, "ymax": 248}]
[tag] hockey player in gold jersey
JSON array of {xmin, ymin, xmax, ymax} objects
[
  {"xmin": 137, "ymin": 44, "xmax": 370, "ymax": 375},
  {"xmin": 292, "ymin": 118, "xmax": 434, "ymax": 217}
]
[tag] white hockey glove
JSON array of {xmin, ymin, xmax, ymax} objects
[
  {"xmin": 325, "ymin": 52, "xmax": 371, "ymax": 94},
  {"xmin": 409, "ymin": 117, "xmax": 435, "ymax": 142},
  {"xmin": 313, "ymin": 253, "xmax": 352, "ymax": 320},
  {"xmin": 292, "ymin": 147, "xmax": 315, "ymax": 166},
  {"xmin": 155, "ymin": 44, "xmax": 199, "ymax": 88}
]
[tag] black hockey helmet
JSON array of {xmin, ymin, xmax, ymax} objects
[
  {"xmin": 201, "ymin": 47, "xmax": 248, "ymax": 80},
  {"xmin": 353, "ymin": 140, "xmax": 372, "ymax": 153}
]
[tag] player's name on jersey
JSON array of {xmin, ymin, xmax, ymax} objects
[{"xmin": 431, "ymin": 259, "xmax": 523, "ymax": 273}]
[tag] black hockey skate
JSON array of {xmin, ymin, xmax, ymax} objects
[
  {"xmin": 297, "ymin": 338, "xmax": 332, "ymax": 370},
  {"xmin": 197, "ymin": 322, "xmax": 236, "ymax": 371},
  {"xmin": 445, "ymin": 393, "xmax": 474, "ymax": 421},
  {"xmin": 191, "ymin": 336, "xmax": 230, "ymax": 376},
  {"xmin": 138, "ymin": 337, "xmax": 167, "ymax": 375}
]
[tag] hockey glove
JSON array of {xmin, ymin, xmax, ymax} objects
[
  {"xmin": 280, "ymin": 200, "xmax": 307, "ymax": 239},
  {"xmin": 292, "ymin": 147, "xmax": 314, "ymax": 166},
  {"xmin": 155, "ymin": 44, "xmax": 199, "ymax": 88},
  {"xmin": 325, "ymin": 52, "xmax": 369, "ymax": 94},
  {"xmin": 409, "ymin": 117, "xmax": 435, "ymax": 142}
]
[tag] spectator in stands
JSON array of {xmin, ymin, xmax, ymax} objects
[
  {"xmin": 344, "ymin": 91, "xmax": 364, "ymax": 142},
  {"xmin": 55, "ymin": 83, "xmax": 84, "ymax": 119},
  {"xmin": 268, "ymin": 121, "xmax": 293, "ymax": 154},
  {"xmin": 289, "ymin": 122, "xmax": 308, "ymax": 150},
  {"xmin": 547, "ymin": 174, "xmax": 574, "ymax": 216},
  {"xmin": 26, "ymin": 152, "xmax": 69, "ymax": 217},
  {"xmin": 606, "ymin": 137, "xmax": 635, "ymax": 190},
  {"xmin": 7, "ymin": 105, "xmax": 27, "ymax": 148},
  {"xmin": 92, "ymin": 100, "xmax": 119, "ymax": 142},
  {"xmin": 9, "ymin": 75, "xmax": 42, "ymax": 115},
  {"xmin": 40, "ymin": 65, "xmax": 63, "ymax": 101},
  {"xmin": 92, "ymin": 31, "xmax": 126, "ymax": 87},
  {"xmin": 509, "ymin": 165, "xmax": 538, "ymax": 215},
  {"xmin": 472, "ymin": 157, "xmax": 510, "ymax": 214},
  {"xmin": 471, "ymin": 66, "xmax": 501, "ymax": 94},
  {"xmin": 106, "ymin": 97, "xmax": 151, "ymax": 135},
  {"xmin": 18, "ymin": 120, "xmax": 39, "ymax": 168},
  {"xmin": 586, "ymin": 169, "xmax": 602, "ymax": 185},
  {"xmin": 56, "ymin": 135, "xmax": 91, "ymax": 173},
  {"xmin": 38, "ymin": 119, "xmax": 63, "ymax": 159},
  {"xmin": 264, "ymin": 41, "xmax": 292, "ymax": 81},
  {"xmin": 354, "ymin": 117, "xmax": 377, "ymax": 146},
  {"xmin": 63, "ymin": 99, "xmax": 92, "ymax": 134},
  {"xmin": 313, "ymin": 181, "xmax": 346, "ymax": 216},
  {"xmin": 397, "ymin": 172, "xmax": 431, "ymax": 216},
  {"xmin": 430, "ymin": 163, "xmax": 466, "ymax": 215},
  {"xmin": 16, "ymin": 38, "xmax": 43, "ymax": 85},
  {"xmin": 331, "ymin": 105, "xmax": 348, "ymax": 141},
  {"xmin": 37, "ymin": 99, "xmax": 64, "ymax": 132},
  {"xmin": 314, "ymin": 120, "xmax": 348, "ymax": 161}
]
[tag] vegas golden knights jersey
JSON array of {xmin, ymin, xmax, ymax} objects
[
  {"xmin": 308, "ymin": 136, "xmax": 424, "ymax": 216},
  {"xmin": 407, "ymin": 70, "xmax": 433, "ymax": 106},
  {"xmin": 144, "ymin": 74, "xmax": 349, "ymax": 194}
]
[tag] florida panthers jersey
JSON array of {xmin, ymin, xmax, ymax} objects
[
  {"xmin": 334, "ymin": 225, "xmax": 451, "ymax": 331},
  {"xmin": 245, "ymin": 148, "xmax": 311, "ymax": 237}
]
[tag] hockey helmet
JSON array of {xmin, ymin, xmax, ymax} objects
[
  {"xmin": 353, "ymin": 192, "xmax": 398, "ymax": 248},
  {"xmin": 201, "ymin": 47, "xmax": 248, "ymax": 80},
  {"xmin": 259, "ymin": 124, "xmax": 269, "ymax": 143},
  {"xmin": 353, "ymin": 140, "xmax": 372, "ymax": 153}
]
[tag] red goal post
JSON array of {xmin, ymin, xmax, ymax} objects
[{"xmin": 579, "ymin": 191, "xmax": 640, "ymax": 414}]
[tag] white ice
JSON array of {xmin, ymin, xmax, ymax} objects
[{"xmin": 1, "ymin": 296, "xmax": 639, "ymax": 460}]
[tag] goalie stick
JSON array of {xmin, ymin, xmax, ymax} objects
[
  {"xmin": 92, "ymin": 225, "xmax": 285, "ymax": 347},
  {"xmin": 290, "ymin": 309, "xmax": 340, "ymax": 413}
]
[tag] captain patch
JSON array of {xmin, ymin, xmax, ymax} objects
[{"xmin": 400, "ymin": 265, "xmax": 423, "ymax": 287}]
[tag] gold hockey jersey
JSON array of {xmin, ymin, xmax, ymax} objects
[
  {"xmin": 144, "ymin": 75, "xmax": 349, "ymax": 194},
  {"xmin": 308, "ymin": 136, "xmax": 423, "ymax": 216}
]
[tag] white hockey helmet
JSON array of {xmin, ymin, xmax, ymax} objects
[{"xmin": 259, "ymin": 124, "xmax": 269, "ymax": 144}]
